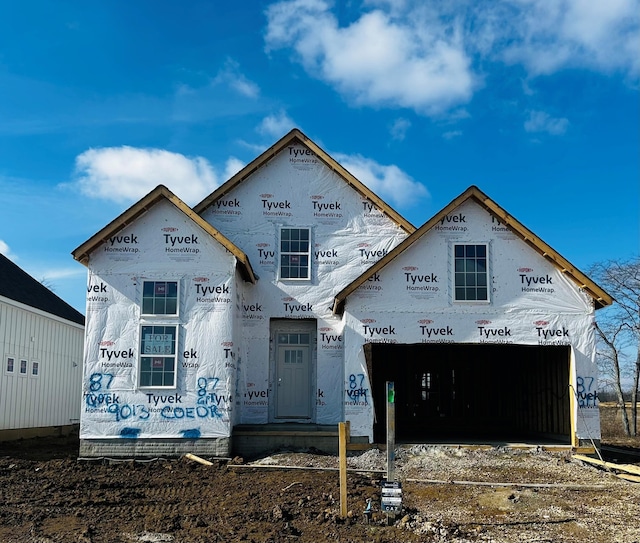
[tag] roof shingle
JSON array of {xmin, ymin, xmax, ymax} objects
[{"xmin": 0, "ymin": 253, "xmax": 85, "ymax": 326}]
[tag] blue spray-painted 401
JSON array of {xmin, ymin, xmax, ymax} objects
[{"xmin": 107, "ymin": 403, "xmax": 150, "ymax": 422}]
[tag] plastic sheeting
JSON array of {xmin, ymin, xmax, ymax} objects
[
  {"xmin": 80, "ymin": 143, "xmax": 601, "ymax": 445},
  {"xmin": 81, "ymin": 200, "xmax": 241, "ymax": 440},
  {"xmin": 201, "ymin": 144, "xmax": 407, "ymax": 426},
  {"xmin": 343, "ymin": 200, "xmax": 599, "ymax": 441},
  {"xmin": 81, "ymin": 146, "xmax": 408, "ymax": 439}
]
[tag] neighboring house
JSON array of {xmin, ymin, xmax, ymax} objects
[
  {"xmin": 0, "ymin": 253, "xmax": 85, "ymax": 441},
  {"xmin": 71, "ymin": 129, "xmax": 612, "ymax": 458}
]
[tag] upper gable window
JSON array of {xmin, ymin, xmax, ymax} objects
[
  {"xmin": 280, "ymin": 227, "xmax": 311, "ymax": 280},
  {"xmin": 454, "ymin": 244, "xmax": 489, "ymax": 302},
  {"xmin": 142, "ymin": 281, "xmax": 178, "ymax": 315}
]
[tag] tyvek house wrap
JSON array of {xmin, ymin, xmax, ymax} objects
[
  {"xmin": 81, "ymin": 142, "xmax": 410, "ymax": 439},
  {"xmin": 82, "ymin": 199, "xmax": 241, "ymax": 440},
  {"xmin": 343, "ymin": 199, "xmax": 600, "ymax": 442},
  {"xmin": 200, "ymin": 143, "xmax": 408, "ymax": 426}
]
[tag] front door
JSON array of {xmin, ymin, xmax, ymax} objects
[{"xmin": 274, "ymin": 323, "xmax": 314, "ymax": 419}]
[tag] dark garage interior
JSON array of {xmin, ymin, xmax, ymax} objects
[{"xmin": 365, "ymin": 342, "xmax": 571, "ymax": 445}]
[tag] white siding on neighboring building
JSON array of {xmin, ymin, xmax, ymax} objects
[{"xmin": 0, "ymin": 297, "xmax": 84, "ymax": 431}]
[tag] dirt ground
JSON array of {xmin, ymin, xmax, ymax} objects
[{"xmin": 1, "ymin": 431, "xmax": 639, "ymax": 543}]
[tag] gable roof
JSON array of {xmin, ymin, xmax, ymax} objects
[
  {"xmin": 333, "ymin": 185, "xmax": 613, "ymax": 314},
  {"xmin": 72, "ymin": 185, "xmax": 257, "ymax": 283},
  {"xmin": 0, "ymin": 253, "xmax": 85, "ymax": 325},
  {"xmin": 193, "ymin": 128, "xmax": 416, "ymax": 234}
]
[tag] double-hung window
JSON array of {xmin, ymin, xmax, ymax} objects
[
  {"xmin": 142, "ymin": 281, "xmax": 178, "ymax": 316},
  {"xmin": 454, "ymin": 244, "xmax": 489, "ymax": 302},
  {"xmin": 280, "ymin": 227, "xmax": 311, "ymax": 280},
  {"xmin": 140, "ymin": 325, "xmax": 176, "ymax": 387},
  {"xmin": 140, "ymin": 280, "xmax": 179, "ymax": 388}
]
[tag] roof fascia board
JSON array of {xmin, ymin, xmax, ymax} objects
[
  {"xmin": 166, "ymin": 190, "xmax": 257, "ymax": 283},
  {"xmin": 301, "ymin": 135, "xmax": 415, "ymax": 233},
  {"xmin": 193, "ymin": 129, "xmax": 416, "ymax": 234},
  {"xmin": 71, "ymin": 189, "xmax": 166, "ymax": 265},
  {"xmin": 192, "ymin": 131, "xmax": 301, "ymax": 214},
  {"xmin": 333, "ymin": 185, "xmax": 612, "ymax": 314},
  {"xmin": 332, "ymin": 188, "xmax": 471, "ymax": 313},
  {"xmin": 470, "ymin": 188, "xmax": 612, "ymax": 309},
  {"xmin": 0, "ymin": 295, "xmax": 85, "ymax": 329},
  {"xmin": 71, "ymin": 185, "xmax": 256, "ymax": 284}
]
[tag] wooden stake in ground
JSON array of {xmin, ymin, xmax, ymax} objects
[{"xmin": 339, "ymin": 422, "xmax": 348, "ymax": 518}]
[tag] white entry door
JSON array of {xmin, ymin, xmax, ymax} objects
[{"xmin": 275, "ymin": 329, "xmax": 312, "ymax": 419}]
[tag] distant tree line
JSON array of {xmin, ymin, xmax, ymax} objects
[{"xmin": 597, "ymin": 389, "xmax": 636, "ymax": 404}]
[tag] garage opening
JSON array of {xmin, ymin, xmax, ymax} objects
[{"xmin": 365, "ymin": 343, "xmax": 571, "ymax": 445}]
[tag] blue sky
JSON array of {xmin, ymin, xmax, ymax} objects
[{"xmin": 0, "ymin": 0, "xmax": 638, "ymax": 315}]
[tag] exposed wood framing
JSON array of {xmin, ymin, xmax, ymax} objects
[
  {"xmin": 71, "ymin": 185, "xmax": 257, "ymax": 283},
  {"xmin": 573, "ymin": 454, "xmax": 640, "ymax": 481},
  {"xmin": 193, "ymin": 129, "xmax": 416, "ymax": 234},
  {"xmin": 333, "ymin": 185, "xmax": 613, "ymax": 314}
]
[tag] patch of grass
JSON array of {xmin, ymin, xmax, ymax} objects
[{"xmin": 600, "ymin": 404, "xmax": 640, "ymax": 448}]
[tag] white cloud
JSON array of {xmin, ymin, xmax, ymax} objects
[
  {"xmin": 265, "ymin": 0, "xmax": 476, "ymax": 116},
  {"xmin": 213, "ymin": 59, "xmax": 260, "ymax": 98},
  {"xmin": 524, "ymin": 110, "xmax": 569, "ymax": 135},
  {"xmin": 0, "ymin": 239, "xmax": 14, "ymax": 259},
  {"xmin": 222, "ymin": 157, "xmax": 246, "ymax": 181},
  {"xmin": 476, "ymin": 0, "xmax": 640, "ymax": 79},
  {"xmin": 257, "ymin": 111, "xmax": 297, "ymax": 139},
  {"xmin": 265, "ymin": 0, "xmax": 639, "ymax": 117},
  {"xmin": 39, "ymin": 266, "xmax": 86, "ymax": 281},
  {"xmin": 69, "ymin": 147, "xmax": 220, "ymax": 206},
  {"xmin": 335, "ymin": 153, "xmax": 429, "ymax": 208},
  {"xmin": 390, "ymin": 118, "xmax": 411, "ymax": 141},
  {"xmin": 443, "ymin": 130, "xmax": 463, "ymax": 140}
]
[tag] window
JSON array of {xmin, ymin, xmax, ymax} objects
[
  {"xmin": 140, "ymin": 325, "xmax": 177, "ymax": 387},
  {"xmin": 280, "ymin": 228, "xmax": 311, "ymax": 279},
  {"xmin": 6, "ymin": 357, "xmax": 14, "ymax": 373},
  {"xmin": 31, "ymin": 361, "xmax": 39, "ymax": 378},
  {"xmin": 19, "ymin": 359, "xmax": 28, "ymax": 375},
  {"xmin": 140, "ymin": 282, "xmax": 179, "ymax": 388},
  {"xmin": 454, "ymin": 244, "xmax": 489, "ymax": 301},
  {"xmin": 142, "ymin": 281, "xmax": 178, "ymax": 315},
  {"xmin": 277, "ymin": 332, "xmax": 311, "ymax": 345}
]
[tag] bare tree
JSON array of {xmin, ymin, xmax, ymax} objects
[
  {"xmin": 39, "ymin": 276, "xmax": 56, "ymax": 292},
  {"xmin": 596, "ymin": 318, "xmax": 632, "ymax": 434},
  {"xmin": 590, "ymin": 257, "xmax": 640, "ymax": 436}
]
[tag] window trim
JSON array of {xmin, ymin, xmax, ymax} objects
[
  {"xmin": 452, "ymin": 242, "xmax": 490, "ymax": 303},
  {"xmin": 138, "ymin": 324, "xmax": 178, "ymax": 389},
  {"xmin": 19, "ymin": 359, "xmax": 28, "ymax": 376},
  {"xmin": 278, "ymin": 226, "xmax": 312, "ymax": 281},
  {"xmin": 5, "ymin": 356, "xmax": 15, "ymax": 375},
  {"xmin": 30, "ymin": 360, "xmax": 40, "ymax": 378},
  {"xmin": 141, "ymin": 280, "xmax": 180, "ymax": 317}
]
